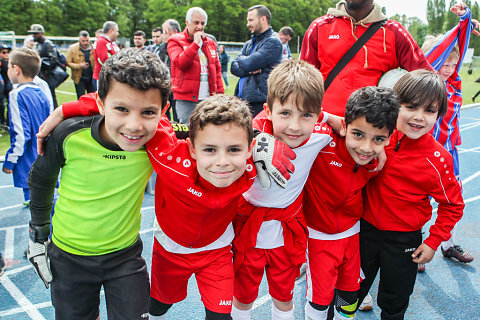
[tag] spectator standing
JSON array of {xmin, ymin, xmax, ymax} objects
[
  {"xmin": 161, "ymin": 19, "xmax": 182, "ymax": 122},
  {"xmin": 278, "ymin": 26, "xmax": 293, "ymax": 61},
  {"xmin": 93, "ymin": 21, "xmax": 120, "ymax": 90},
  {"xmin": 168, "ymin": 7, "xmax": 224, "ymax": 123},
  {"xmin": 300, "ymin": 0, "xmax": 433, "ymax": 116},
  {"xmin": 2, "ymin": 47, "xmax": 50, "ymax": 206},
  {"xmin": 219, "ymin": 45, "xmax": 229, "ymax": 89},
  {"xmin": 134, "ymin": 30, "xmax": 147, "ymax": 51},
  {"xmin": 0, "ymin": 43, "xmax": 11, "ymax": 129},
  {"xmin": 66, "ymin": 30, "xmax": 95, "ymax": 99},
  {"xmin": 231, "ymin": 5, "xmax": 282, "ymax": 117},
  {"xmin": 147, "ymin": 27, "xmax": 164, "ymax": 57},
  {"xmin": 161, "ymin": 19, "xmax": 182, "ymax": 70},
  {"xmin": 29, "ymin": 24, "xmax": 60, "ymax": 108}
]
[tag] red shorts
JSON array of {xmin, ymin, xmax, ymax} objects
[
  {"xmin": 306, "ymin": 234, "xmax": 361, "ymax": 305},
  {"xmin": 234, "ymin": 246, "xmax": 299, "ymax": 304},
  {"xmin": 150, "ymin": 239, "xmax": 234, "ymax": 313}
]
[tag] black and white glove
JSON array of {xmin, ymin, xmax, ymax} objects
[
  {"xmin": 28, "ymin": 224, "xmax": 52, "ymax": 289},
  {"xmin": 252, "ymin": 132, "xmax": 296, "ymax": 189}
]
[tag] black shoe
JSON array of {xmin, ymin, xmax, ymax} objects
[
  {"xmin": 441, "ymin": 245, "xmax": 474, "ymax": 263},
  {"xmin": 0, "ymin": 255, "xmax": 5, "ymax": 277}
]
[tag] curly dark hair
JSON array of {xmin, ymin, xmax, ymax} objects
[
  {"xmin": 98, "ymin": 48, "xmax": 170, "ymax": 107},
  {"xmin": 189, "ymin": 95, "xmax": 253, "ymax": 146},
  {"xmin": 345, "ymin": 86, "xmax": 399, "ymax": 135}
]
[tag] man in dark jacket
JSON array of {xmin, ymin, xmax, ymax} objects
[
  {"xmin": 29, "ymin": 24, "xmax": 59, "ymax": 108},
  {"xmin": 231, "ymin": 5, "xmax": 282, "ymax": 117}
]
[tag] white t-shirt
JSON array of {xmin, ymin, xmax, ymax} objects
[{"xmin": 197, "ymin": 41, "xmax": 210, "ymax": 100}]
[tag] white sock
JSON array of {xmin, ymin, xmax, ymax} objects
[
  {"xmin": 441, "ymin": 224, "xmax": 457, "ymax": 250},
  {"xmin": 305, "ymin": 302, "xmax": 328, "ymax": 320},
  {"xmin": 231, "ymin": 305, "xmax": 252, "ymax": 320},
  {"xmin": 149, "ymin": 314, "xmax": 167, "ymax": 320},
  {"xmin": 271, "ymin": 304, "xmax": 294, "ymax": 320}
]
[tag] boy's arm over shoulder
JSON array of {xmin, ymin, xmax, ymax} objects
[
  {"xmin": 62, "ymin": 92, "xmax": 99, "ymax": 118},
  {"xmin": 423, "ymin": 146, "xmax": 464, "ymax": 250},
  {"xmin": 29, "ymin": 117, "xmax": 90, "ymax": 226}
]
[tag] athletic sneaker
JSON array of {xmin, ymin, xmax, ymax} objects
[
  {"xmin": 441, "ymin": 245, "xmax": 474, "ymax": 263},
  {"xmin": 0, "ymin": 254, "xmax": 6, "ymax": 277},
  {"xmin": 23, "ymin": 200, "xmax": 30, "ymax": 207},
  {"xmin": 417, "ymin": 263, "xmax": 426, "ymax": 273},
  {"xmin": 358, "ymin": 293, "xmax": 373, "ymax": 311}
]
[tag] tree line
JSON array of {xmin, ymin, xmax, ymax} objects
[{"xmin": 1, "ymin": 0, "xmax": 480, "ymax": 54}]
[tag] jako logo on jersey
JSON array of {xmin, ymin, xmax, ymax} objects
[
  {"xmin": 404, "ymin": 248, "xmax": 416, "ymax": 253},
  {"xmin": 103, "ymin": 154, "xmax": 126, "ymax": 160},
  {"xmin": 329, "ymin": 160, "xmax": 342, "ymax": 167},
  {"xmin": 219, "ymin": 300, "xmax": 232, "ymax": 306},
  {"xmin": 141, "ymin": 313, "xmax": 149, "ymax": 318},
  {"xmin": 328, "ymin": 34, "xmax": 340, "ymax": 40},
  {"xmin": 187, "ymin": 187, "xmax": 202, "ymax": 197}
]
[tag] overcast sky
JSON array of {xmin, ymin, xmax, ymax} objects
[{"xmin": 375, "ymin": 0, "xmax": 429, "ymax": 23}]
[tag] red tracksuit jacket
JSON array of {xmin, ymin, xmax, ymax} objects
[
  {"xmin": 304, "ymin": 132, "xmax": 378, "ymax": 235},
  {"xmin": 362, "ymin": 130, "xmax": 464, "ymax": 250}
]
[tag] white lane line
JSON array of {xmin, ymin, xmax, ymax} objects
[
  {"xmin": 0, "ymin": 184, "xmax": 14, "ymax": 189},
  {"xmin": 56, "ymin": 90, "xmax": 76, "ymax": 96},
  {"xmin": 4, "ymin": 228, "xmax": 14, "ymax": 260},
  {"xmin": 459, "ymin": 121, "xmax": 480, "ymax": 131},
  {"xmin": 458, "ymin": 146, "xmax": 480, "ymax": 154},
  {"xmin": 0, "ymin": 204, "xmax": 23, "ymax": 212},
  {"xmin": 252, "ymin": 273, "xmax": 306, "ymax": 310},
  {"xmin": 0, "ymin": 301, "xmax": 52, "ymax": 317},
  {"xmin": 0, "ymin": 276, "xmax": 47, "ymax": 319},
  {"xmin": 465, "ymin": 194, "xmax": 480, "ymax": 204},
  {"xmin": 462, "ymin": 169, "xmax": 480, "ymax": 185},
  {"xmin": 0, "ymin": 224, "xmax": 28, "ymax": 231},
  {"xmin": 4, "ymin": 264, "xmax": 33, "ymax": 276},
  {"xmin": 139, "ymin": 228, "xmax": 153, "ymax": 235}
]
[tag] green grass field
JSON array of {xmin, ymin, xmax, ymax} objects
[{"xmin": 1, "ymin": 67, "xmax": 480, "ymax": 156}]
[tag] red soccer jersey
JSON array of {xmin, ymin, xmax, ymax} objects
[
  {"xmin": 362, "ymin": 130, "xmax": 464, "ymax": 250},
  {"xmin": 300, "ymin": 14, "xmax": 432, "ymax": 116},
  {"xmin": 304, "ymin": 132, "xmax": 378, "ymax": 235}
]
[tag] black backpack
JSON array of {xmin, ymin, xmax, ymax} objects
[{"xmin": 56, "ymin": 49, "xmax": 67, "ymax": 71}]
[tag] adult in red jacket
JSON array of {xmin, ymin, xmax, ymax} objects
[
  {"xmin": 93, "ymin": 21, "xmax": 119, "ymax": 90},
  {"xmin": 168, "ymin": 7, "xmax": 224, "ymax": 124},
  {"xmin": 300, "ymin": 0, "xmax": 433, "ymax": 116}
]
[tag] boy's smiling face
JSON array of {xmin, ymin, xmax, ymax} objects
[
  {"xmin": 265, "ymin": 95, "xmax": 319, "ymax": 148},
  {"xmin": 438, "ymin": 57, "xmax": 458, "ymax": 82},
  {"xmin": 97, "ymin": 79, "xmax": 164, "ymax": 152},
  {"xmin": 397, "ymin": 103, "xmax": 438, "ymax": 140},
  {"xmin": 188, "ymin": 122, "xmax": 252, "ymax": 188},
  {"xmin": 341, "ymin": 116, "xmax": 390, "ymax": 165}
]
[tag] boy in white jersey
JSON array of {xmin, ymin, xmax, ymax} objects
[{"xmin": 231, "ymin": 60, "xmax": 333, "ymax": 320}]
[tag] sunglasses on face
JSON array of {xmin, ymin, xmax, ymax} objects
[{"xmin": 0, "ymin": 51, "xmax": 8, "ymax": 54}]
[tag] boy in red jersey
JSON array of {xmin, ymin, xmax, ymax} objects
[
  {"xmin": 303, "ymin": 86, "xmax": 398, "ymax": 320},
  {"xmin": 231, "ymin": 60, "xmax": 333, "ymax": 320},
  {"xmin": 358, "ymin": 70, "xmax": 464, "ymax": 320},
  {"xmin": 420, "ymin": 2, "xmax": 478, "ymax": 266}
]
